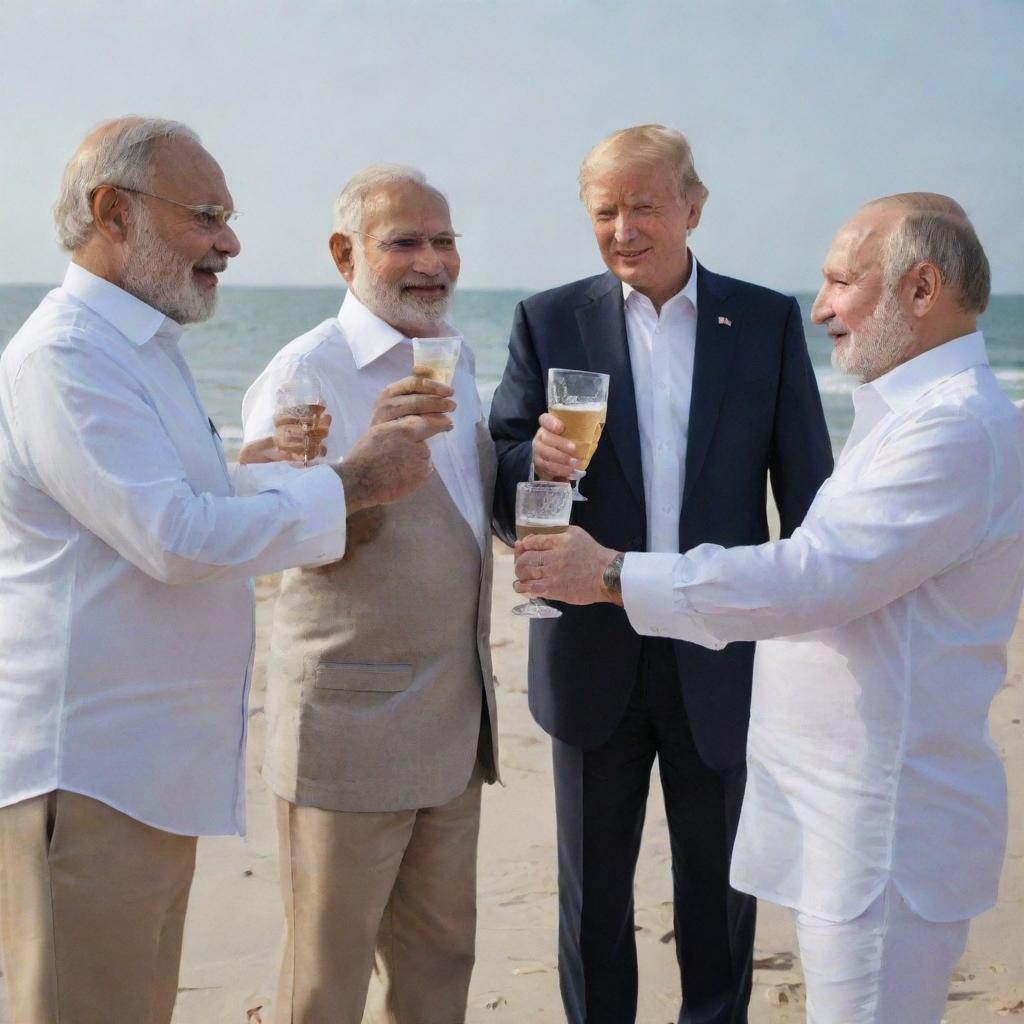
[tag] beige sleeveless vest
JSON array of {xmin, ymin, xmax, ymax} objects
[{"xmin": 262, "ymin": 424, "xmax": 499, "ymax": 812}]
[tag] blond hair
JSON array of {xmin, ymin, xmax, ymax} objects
[{"xmin": 578, "ymin": 124, "xmax": 709, "ymax": 212}]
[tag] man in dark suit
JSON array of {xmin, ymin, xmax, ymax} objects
[{"xmin": 488, "ymin": 124, "xmax": 833, "ymax": 1024}]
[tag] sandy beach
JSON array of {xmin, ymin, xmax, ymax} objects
[{"xmin": 1, "ymin": 543, "xmax": 1020, "ymax": 1022}]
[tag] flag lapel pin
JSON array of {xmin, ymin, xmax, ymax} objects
[{"xmin": 718, "ymin": 315, "xmax": 732, "ymax": 327}]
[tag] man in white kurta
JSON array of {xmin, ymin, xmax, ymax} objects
[
  {"xmin": 513, "ymin": 193, "xmax": 1023, "ymax": 1023},
  {"xmin": 0, "ymin": 119, "xmax": 441, "ymax": 1024}
]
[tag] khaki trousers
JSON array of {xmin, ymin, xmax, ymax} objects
[
  {"xmin": 0, "ymin": 790, "xmax": 197, "ymax": 1024},
  {"xmin": 274, "ymin": 774, "xmax": 483, "ymax": 1024}
]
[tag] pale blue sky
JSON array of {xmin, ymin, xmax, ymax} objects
[{"xmin": 2, "ymin": 0, "xmax": 1021, "ymax": 292}]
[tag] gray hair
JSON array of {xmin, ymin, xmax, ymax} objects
[
  {"xmin": 578, "ymin": 124, "xmax": 710, "ymax": 212},
  {"xmin": 53, "ymin": 117, "xmax": 201, "ymax": 252},
  {"xmin": 869, "ymin": 192, "xmax": 991, "ymax": 314},
  {"xmin": 332, "ymin": 164, "xmax": 448, "ymax": 235}
]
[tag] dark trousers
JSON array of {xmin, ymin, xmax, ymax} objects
[{"xmin": 552, "ymin": 639, "xmax": 754, "ymax": 1024}]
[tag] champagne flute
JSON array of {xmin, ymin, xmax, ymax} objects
[
  {"xmin": 512, "ymin": 480, "xmax": 573, "ymax": 619},
  {"xmin": 273, "ymin": 367, "xmax": 328, "ymax": 467},
  {"xmin": 547, "ymin": 368, "xmax": 609, "ymax": 502},
  {"xmin": 412, "ymin": 335, "xmax": 462, "ymax": 387}
]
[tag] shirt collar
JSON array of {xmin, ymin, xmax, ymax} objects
[
  {"xmin": 61, "ymin": 262, "xmax": 183, "ymax": 346},
  {"xmin": 865, "ymin": 331, "xmax": 989, "ymax": 417},
  {"xmin": 338, "ymin": 288, "xmax": 459, "ymax": 370},
  {"xmin": 622, "ymin": 251, "xmax": 698, "ymax": 314}
]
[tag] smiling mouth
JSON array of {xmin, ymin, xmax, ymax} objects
[
  {"xmin": 193, "ymin": 267, "xmax": 222, "ymax": 286},
  {"xmin": 404, "ymin": 284, "xmax": 447, "ymax": 296},
  {"xmin": 617, "ymin": 248, "xmax": 650, "ymax": 259}
]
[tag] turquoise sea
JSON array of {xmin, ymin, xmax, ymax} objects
[{"xmin": 2, "ymin": 284, "xmax": 1022, "ymax": 456}]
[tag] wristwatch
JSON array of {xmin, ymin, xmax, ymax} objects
[{"xmin": 602, "ymin": 552, "xmax": 625, "ymax": 596}]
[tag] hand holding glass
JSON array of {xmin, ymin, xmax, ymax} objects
[
  {"xmin": 547, "ymin": 368, "xmax": 609, "ymax": 501},
  {"xmin": 512, "ymin": 480, "xmax": 574, "ymax": 619},
  {"xmin": 412, "ymin": 336, "xmax": 462, "ymax": 387},
  {"xmin": 273, "ymin": 368, "xmax": 328, "ymax": 467}
]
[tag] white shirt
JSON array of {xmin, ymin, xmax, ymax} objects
[
  {"xmin": 241, "ymin": 289, "xmax": 489, "ymax": 550},
  {"xmin": 0, "ymin": 264, "xmax": 348, "ymax": 836},
  {"xmin": 622, "ymin": 332, "xmax": 1024, "ymax": 922},
  {"xmin": 623, "ymin": 258, "xmax": 698, "ymax": 552}
]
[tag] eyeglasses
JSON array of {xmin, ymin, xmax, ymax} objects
[
  {"xmin": 111, "ymin": 186, "xmax": 240, "ymax": 231},
  {"xmin": 353, "ymin": 231, "xmax": 460, "ymax": 254}
]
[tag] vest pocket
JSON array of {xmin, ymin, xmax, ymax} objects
[{"xmin": 312, "ymin": 661, "xmax": 413, "ymax": 693}]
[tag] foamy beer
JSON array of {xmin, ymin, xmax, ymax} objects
[
  {"xmin": 412, "ymin": 335, "xmax": 462, "ymax": 387},
  {"xmin": 274, "ymin": 367, "xmax": 328, "ymax": 467},
  {"xmin": 512, "ymin": 480, "xmax": 573, "ymax": 619},
  {"xmin": 547, "ymin": 368, "xmax": 610, "ymax": 502}
]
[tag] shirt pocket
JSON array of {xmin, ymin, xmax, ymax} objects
[{"xmin": 312, "ymin": 661, "xmax": 412, "ymax": 693}]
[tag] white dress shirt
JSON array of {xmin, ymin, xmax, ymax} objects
[
  {"xmin": 241, "ymin": 289, "xmax": 489, "ymax": 550},
  {"xmin": 622, "ymin": 332, "xmax": 1024, "ymax": 922},
  {"xmin": 623, "ymin": 258, "xmax": 698, "ymax": 552},
  {"xmin": 0, "ymin": 264, "xmax": 348, "ymax": 836}
]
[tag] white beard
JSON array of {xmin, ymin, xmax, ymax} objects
[
  {"xmin": 832, "ymin": 287, "xmax": 912, "ymax": 383},
  {"xmin": 351, "ymin": 254, "xmax": 452, "ymax": 334},
  {"xmin": 120, "ymin": 205, "xmax": 220, "ymax": 325}
]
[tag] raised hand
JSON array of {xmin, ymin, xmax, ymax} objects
[{"xmin": 532, "ymin": 411, "xmax": 579, "ymax": 482}]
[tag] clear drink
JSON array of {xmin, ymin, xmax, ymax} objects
[
  {"xmin": 547, "ymin": 369, "xmax": 611, "ymax": 501},
  {"xmin": 516, "ymin": 519, "xmax": 569, "ymax": 541},
  {"xmin": 512, "ymin": 481, "xmax": 573, "ymax": 619},
  {"xmin": 547, "ymin": 402, "xmax": 606, "ymax": 470},
  {"xmin": 412, "ymin": 336, "xmax": 462, "ymax": 388},
  {"xmin": 274, "ymin": 402, "xmax": 327, "ymax": 465},
  {"xmin": 274, "ymin": 368, "xmax": 328, "ymax": 467}
]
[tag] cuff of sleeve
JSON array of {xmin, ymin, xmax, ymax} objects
[
  {"xmin": 621, "ymin": 552, "xmax": 727, "ymax": 650},
  {"xmin": 282, "ymin": 463, "xmax": 347, "ymax": 565},
  {"xmin": 622, "ymin": 553, "xmax": 686, "ymax": 638}
]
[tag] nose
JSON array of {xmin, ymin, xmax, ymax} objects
[
  {"xmin": 411, "ymin": 243, "xmax": 444, "ymax": 276},
  {"xmin": 810, "ymin": 284, "xmax": 830, "ymax": 325},
  {"xmin": 613, "ymin": 212, "xmax": 637, "ymax": 244},
  {"xmin": 217, "ymin": 221, "xmax": 241, "ymax": 259}
]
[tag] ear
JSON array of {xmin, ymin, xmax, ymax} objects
[
  {"xmin": 907, "ymin": 261, "xmax": 941, "ymax": 318},
  {"xmin": 90, "ymin": 185, "xmax": 132, "ymax": 244},
  {"xmin": 329, "ymin": 232, "xmax": 356, "ymax": 283},
  {"xmin": 685, "ymin": 195, "xmax": 702, "ymax": 233}
]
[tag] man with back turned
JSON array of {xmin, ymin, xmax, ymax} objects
[{"xmin": 489, "ymin": 124, "xmax": 833, "ymax": 1023}]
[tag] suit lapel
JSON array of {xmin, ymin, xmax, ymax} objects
[
  {"xmin": 574, "ymin": 275, "xmax": 645, "ymax": 511},
  {"xmin": 683, "ymin": 266, "xmax": 740, "ymax": 507}
]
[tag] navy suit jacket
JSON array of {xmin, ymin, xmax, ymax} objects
[{"xmin": 489, "ymin": 265, "xmax": 834, "ymax": 770}]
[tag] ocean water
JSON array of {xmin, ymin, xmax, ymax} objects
[{"xmin": 2, "ymin": 283, "xmax": 1022, "ymax": 456}]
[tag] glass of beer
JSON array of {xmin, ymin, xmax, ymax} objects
[
  {"xmin": 412, "ymin": 335, "xmax": 462, "ymax": 387},
  {"xmin": 547, "ymin": 368, "xmax": 609, "ymax": 502},
  {"xmin": 512, "ymin": 480, "xmax": 573, "ymax": 619},
  {"xmin": 273, "ymin": 367, "xmax": 328, "ymax": 467}
]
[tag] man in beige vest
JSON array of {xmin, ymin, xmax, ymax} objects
[{"xmin": 241, "ymin": 165, "xmax": 499, "ymax": 1024}]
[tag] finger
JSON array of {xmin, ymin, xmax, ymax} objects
[
  {"xmin": 534, "ymin": 462, "xmax": 573, "ymax": 483},
  {"xmin": 397, "ymin": 414, "xmax": 454, "ymax": 441},
  {"xmin": 385, "ymin": 375, "xmax": 454, "ymax": 399},
  {"xmin": 536, "ymin": 430, "xmax": 576, "ymax": 456},
  {"xmin": 392, "ymin": 395, "xmax": 457, "ymax": 416},
  {"xmin": 539, "ymin": 412, "xmax": 566, "ymax": 434},
  {"xmin": 519, "ymin": 532, "xmax": 558, "ymax": 552}
]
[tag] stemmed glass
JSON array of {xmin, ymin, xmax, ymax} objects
[
  {"xmin": 547, "ymin": 368, "xmax": 609, "ymax": 502},
  {"xmin": 273, "ymin": 367, "xmax": 327, "ymax": 467},
  {"xmin": 412, "ymin": 335, "xmax": 462, "ymax": 387},
  {"xmin": 512, "ymin": 480, "xmax": 573, "ymax": 619}
]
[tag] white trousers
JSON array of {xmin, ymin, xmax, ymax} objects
[{"xmin": 793, "ymin": 884, "xmax": 970, "ymax": 1024}]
